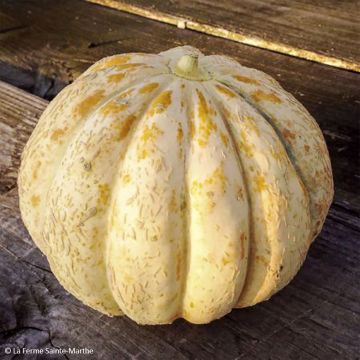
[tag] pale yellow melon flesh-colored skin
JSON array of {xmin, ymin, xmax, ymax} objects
[{"xmin": 18, "ymin": 46, "xmax": 333, "ymax": 325}]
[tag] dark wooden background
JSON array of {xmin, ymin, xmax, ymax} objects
[{"xmin": 0, "ymin": 1, "xmax": 359, "ymax": 359}]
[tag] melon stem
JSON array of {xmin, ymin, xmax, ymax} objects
[
  {"xmin": 173, "ymin": 54, "xmax": 210, "ymax": 80},
  {"xmin": 176, "ymin": 54, "xmax": 199, "ymax": 76}
]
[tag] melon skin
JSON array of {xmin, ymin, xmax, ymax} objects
[{"xmin": 18, "ymin": 46, "xmax": 333, "ymax": 325}]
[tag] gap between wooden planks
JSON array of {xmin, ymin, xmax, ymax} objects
[{"xmin": 86, "ymin": 0, "xmax": 360, "ymax": 73}]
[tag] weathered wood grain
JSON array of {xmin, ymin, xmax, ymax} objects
[
  {"xmin": 0, "ymin": 0, "xmax": 359, "ymax": 211},
  {"xmin": 86, "ymin": 0, "xmax": 360, "ymax": 72},
  {"xmin": 0, "ymin": 71, "xmax": 359, "ymax": 360},
  {"xmin": 0, "ymin": 81, "xmax": 47, "ymax": 194}
]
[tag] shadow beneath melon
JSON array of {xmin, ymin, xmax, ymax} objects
[{"xmin": 0, "ymin": 61, "xmax": 66, "ymax": 100}]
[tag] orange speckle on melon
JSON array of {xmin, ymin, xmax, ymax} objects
[
  {"xmin": 120, "ymin": 115, "xmax": 136, "ymax": 140},
  {"xmin": 97, "ymin": 183, "xmax": 110, "ymax": 206},
  {"xmin": 244, "ymin": 116, "xmax": 260, "ymax": 137},
  {"xmin": 107, "ymin": 72, "xmax": 126, "ymax": 83},
  {"xmin": 32, "ymin": 161, "xmax": 41, "ymax": 180},
  {"xmin": 139, "ymin": 82, "xmax": 159, "ymax": 94},
  {"xmin": 118, "ymin": 88, "xmax": 134, "ymax": 100},
  {"xmin": 147, "ymin": 91, "xmax": 172, "ymax": 117},
  {"xmin": 170, "ymin": 190, "xmax": 177, "ymax": 212},
  {"xmin": 233, "ymin": 74, "xmax": 260, "ymax": 85},
  {"xmin": 137, "ymin": 123, "xmax": 164, "ymax": 160},
  {"xmin": 190, "ymin": 162, "xmax": 227, "ymax": 212},
  {"xmin": 238, "ymin": 130, "xmax": 255, "ymax": 156},
  {"xmin": 50, "ymin": 127, "xmax": 68, "ymax": 141},
  {"xmin": 282, "ymin": 128, "xmax": 296, "ymax": 141},
  {"xmin": 255, "ymin": 255, "xmax": 268, "ymax": 266},
  {"xmin": 215, "ymin": 84, "xmax": 236, "ymax": 98},
  {"xmin": 220, "ymin": 132, "xmax": 229, "ymax": 147},
  {"xmin": 141, "ymin": 123, "xmax": 164, "ymax": 143},
  {"xmin": 122, "ymin": 174, "xmax": 131, "ymax": 184},
  {"xmin": 254, "ymin": 174, "xmax": 267, "ymax": 192},
  {"xmin": 137, "ymin": 148, "xmax": 149, "ymax": 160},
  {"xmin": 101, "ymin": 101, "xmax": 128, "ymax": 116},
  {"xmin": 251, "ymin": 90, "xmax": 281, "ymax": 104},
  {"xmin": 31, "ymin": 195, "xmax": 40, "ymax": 207},
  {"xmin": 75, "ymin": 90, "xmax": 105, "ymax": 117},
  {"xmin": 177, "ymin": 125, "xmax": 183, "ymax": 144},
  {"xmin": 112, "ymin": 114, "xmax": 137, "ymax": 141},
  {"xmin": 189, "ymin": 111, "xmax": 195, "ymax": 139},
  {"xmin": 222, "ymin": 255, "xmax": 231, "ymax": 266},
  {"xmin": 91, "ymin": 55, "xmax": 132, "ymax": 72},
  {"xmin": 206, "ymin": 164, "xmax": 227, "ymax": 193},
  {"xmin": 196, "ymin": 89, "xmax": 217, "ymax": 147}
]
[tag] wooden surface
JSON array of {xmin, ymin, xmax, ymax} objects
[
  {"xmin": 0, "ymin": 0, "xmax": 359, "ymax": 359},
  {"xmin": 87, "ymin": 0, "xmax": 360, "ymax": 72}
]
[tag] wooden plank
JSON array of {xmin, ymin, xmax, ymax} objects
[
  {"xmin": 0, "ymin": 0, "xmax": 359, "ymax": 212},
  {"xmin": 0, "ymin": 81, "xmax": 359, "ymax": 357},
  {"xmin": 0, "ymin": 81, "xmax": 46, "ymax": 194},
  {"xmin": 86, "ymin": 0, "xmax": 360, "ymax": 72}
]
